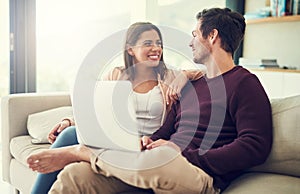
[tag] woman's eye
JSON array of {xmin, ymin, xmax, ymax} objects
[
  {"xmin": 156, "ymin": 41, "xmax": 162, "ymax": 47},
  {"xmin": 143, "ymin": 42, "xmax": 152, "ymax": 47}
]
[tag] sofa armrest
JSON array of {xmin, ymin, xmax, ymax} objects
[{"xmin": 1, "ymin": 92, "xmax": 71, "ymax": 182}]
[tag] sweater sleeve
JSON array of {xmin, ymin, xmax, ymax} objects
[{"xmin": 180, "ymin": 75, "xmax": 273, "ymax": 176}]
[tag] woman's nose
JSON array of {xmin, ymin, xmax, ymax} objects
[{"xmin": 151, "ymin": 44, "xmax": 161, "ymax": 51}]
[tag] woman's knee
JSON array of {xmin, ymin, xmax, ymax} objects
[{"xmin": 51, "ymin": 126, "xmax": 78, "ymax": 148}]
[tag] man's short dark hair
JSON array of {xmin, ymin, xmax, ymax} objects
[{"xmin": 196, "ymin": 8, "xmax": 246, "ymax": 55}]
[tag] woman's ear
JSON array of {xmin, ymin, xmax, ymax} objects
[{"xmin": 126, "ymin": 44, "xmax": 135, "ymax": 56}]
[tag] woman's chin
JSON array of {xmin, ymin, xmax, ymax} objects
[{"xmin": 147, "ymin": 60, "xmax": 160, "ymax": 67}]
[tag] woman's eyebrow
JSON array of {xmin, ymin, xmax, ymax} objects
[{"xmin": 142, "ymin": 39, "xmax": 161, "ymax": 43}]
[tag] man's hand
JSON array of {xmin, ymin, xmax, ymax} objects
[
  {"xmin": 141, "ymin": 136, "xmax": 181, "ymax": 152},
  {"xmin": 47, "ymin": 120, "xmax": 70, "ymax": 144}
]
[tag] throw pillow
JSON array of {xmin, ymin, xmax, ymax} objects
[
  {"xmin": 27, "ymin": 106, "xmax": 73, "ymax": 144},
  {"xmin": 249, "ymin": 95, "xmax": 300, "ymax": 177}
]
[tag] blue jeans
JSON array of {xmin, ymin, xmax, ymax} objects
[{"xmin": 31, "ymin": 126, "xmax": 78, "ymax": 194}]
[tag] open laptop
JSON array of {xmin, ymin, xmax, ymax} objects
[{"xmin": 75, "ymin": 80, "xmax": 141, "ymax": 152}]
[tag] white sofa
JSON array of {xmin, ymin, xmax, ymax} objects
[{"xmin": 1, "ymin": 93, "xmax": 300, "ymax": 194}]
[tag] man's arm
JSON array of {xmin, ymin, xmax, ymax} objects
[{"xmin": 173, "ymin": 75, "xmax": 273, "ymax": 176}]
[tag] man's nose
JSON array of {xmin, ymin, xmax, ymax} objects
[{"xmin": 189, "ymin": 39, "xmax": 193, "ymax": 47}]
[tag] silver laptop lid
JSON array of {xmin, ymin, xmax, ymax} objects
[{"xmin": 75, "ymin": 80, "xmax": 140, "ymax": 152}]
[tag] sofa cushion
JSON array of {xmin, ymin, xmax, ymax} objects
[
  {"xmin": 249, "ymin": 95, "xmax": 300, "ymax": 177},
  {"xmin": 223, "ymin": 172, "xmax": 300, "ymax": 194},
  {"xmin": 10, "ymin": 135, "xmax": 50, "ymax": 166},
  {"xmin": 27, "ymin": 106, "xmax": 73, "ymax": 144}
]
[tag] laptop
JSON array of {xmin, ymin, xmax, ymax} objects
[{"xmin": 75, "ymin": 80, "xmax": 141, "ymax": 152}]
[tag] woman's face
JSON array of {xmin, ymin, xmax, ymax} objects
[{"xmin": 128, "ymin": 29, "xmax": 162, "ymax": 68}]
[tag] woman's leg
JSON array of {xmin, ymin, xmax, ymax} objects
[
  {"xmin": 50, "ymin": 126, "xmax": 78, "ymax": 148},
  {"xmin": 31, "ymin": 126, "xmax": 78, "ymax": 194}
]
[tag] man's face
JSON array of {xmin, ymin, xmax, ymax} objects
[{"xmin": 189, "ymin": 20, "xmax": 211, "ymax": 64}]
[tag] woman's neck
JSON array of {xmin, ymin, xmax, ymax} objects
[
  {"xmin": 132, "ymin": 66, "xmax": 158, "ymax": 93},
  {"xmin": 133, "ymin": 66, "xmax": 157, "ymax": 82}
]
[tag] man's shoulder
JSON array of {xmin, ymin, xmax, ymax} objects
[{"xmin": 226, "ymin": 66, "xmax": 258, "ymax": 82}]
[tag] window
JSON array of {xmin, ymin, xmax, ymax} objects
[
  {"xmin": 156, "ymin": 0, "xmax": 226, "ymax": 70},
  {"xmin": 36, "ymin": 0, "xmax": 134, "ymax": 92}
]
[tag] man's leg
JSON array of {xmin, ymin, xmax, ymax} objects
[
  {"xmin": 49, "ymin": 162, "xmax": 153, "ymax": 194},
  {"xmin": 31, "ymin": 126, "xmax": 78, "ymax": 194},
  {"xmin": 91, "ymin": 145, "xmax": 219, "ymax": 194}
]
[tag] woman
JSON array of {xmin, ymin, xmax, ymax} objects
[{"xmin": 29, "ymin": 22, "xmax": 204, "ymax": 194}]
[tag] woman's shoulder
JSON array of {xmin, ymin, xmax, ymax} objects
[
  {"xmin": 112, "ymin": 66, "xmax": 126, "ymax": 74},
  {"xmin": 103, "ymin": 66, "xmax": 127, "ymax": 80},
  {"xmin": 164, "ymin": 68, "xmax": 179, "ymax": 77}
]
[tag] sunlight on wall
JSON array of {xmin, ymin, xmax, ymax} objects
[
  {"xmin": 36, "ymin": 0, "xmax": 225, "ymax": 92},
  {"xmin": 0, "ymin": 0, "xmax": 9, "ymax": 97}
]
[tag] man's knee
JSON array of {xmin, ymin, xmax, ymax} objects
[
  {"xmin": 52, "ymin": 162, "xmax": 135, "ymax": 194},
  {"xmin": 50, "ymin": 162, "xmax": 101, "ymax": 194},
  {"xmin": 57, "ymin": 162, "xmax": 93, "ymax": 185}
]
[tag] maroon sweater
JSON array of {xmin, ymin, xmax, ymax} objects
[{"xmin": 150, "ymin": 66, "xmax": 273, "ymax": 190}]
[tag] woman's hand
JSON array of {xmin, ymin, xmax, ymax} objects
[
  {"xmin": 166, "ymin": 72, "xmax": 188, "ymax": 105},
  {"xmin": 140, "ymin": 136, "xmax": 153, "ymax": 150},
  {"xmin": 47, "ymin": 120, "xmax": 70, "ymax": 144}
]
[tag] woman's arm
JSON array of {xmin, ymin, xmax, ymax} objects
[
  {"xmin": 182, "ymin": 69, "xmax": 205, "ymax": 80},
  {"xmin": 165, "ymin": 69, "xmax": 205, "ymax": 103}
]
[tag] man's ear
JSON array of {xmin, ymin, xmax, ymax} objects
[{"xmin": 209, "ymin": 29, "xmax": 218, "ymax": 44}]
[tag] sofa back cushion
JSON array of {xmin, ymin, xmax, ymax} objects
[{"xmin": 249, "ymin": 95, "xmax": 300, "ymax": 177}]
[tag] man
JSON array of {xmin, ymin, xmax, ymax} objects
[{"xmin": 28, "ymin": 8, "xmax": 272, "ymax": 193}]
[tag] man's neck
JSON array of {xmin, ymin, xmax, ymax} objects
[{"xmin": 205, "ymin": 51, "xmax": 235, "ymax": 78}]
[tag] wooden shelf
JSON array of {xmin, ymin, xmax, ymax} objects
[
  {"xmin": 246, "ymin": 15, "xmax": 300, "ymax": 24},
  {"xmin": 248, "ymin": 68, "xmax": 300, "ymax": 73}
]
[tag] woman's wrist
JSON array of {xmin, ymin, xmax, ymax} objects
[
  {"xmin": 62, "ymin": 118, "xmax": 72, "ymax": 126},
  {"xmin": 181, "ymin": 70, "xmax": 190, "ymax": 80}
]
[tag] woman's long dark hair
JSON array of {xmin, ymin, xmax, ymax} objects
[{"xmin": 124, "ymin": 22, "xmax": 167, "ymax": 80}]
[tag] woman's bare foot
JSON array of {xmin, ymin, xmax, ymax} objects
[{"xmin": 27, "ymin": 145, "xmax": 91, "ymax": 174}]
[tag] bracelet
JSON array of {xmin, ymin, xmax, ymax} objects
[{"xmin": 62, "ymin": 118, "xmax": 72, "ymax": 126}]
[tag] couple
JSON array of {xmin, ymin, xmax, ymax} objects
[{"xmin": 27, "ymin": 7, "xmax": 273, "ymax": 194}]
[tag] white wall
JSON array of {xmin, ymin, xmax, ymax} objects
[
  {"xmin": 243, "ymin": 0, "xmax": 300, "ymax": 69},
  {"xmin": 0, "ymin": 0, "xmax": 9, "ymax": 97}
]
